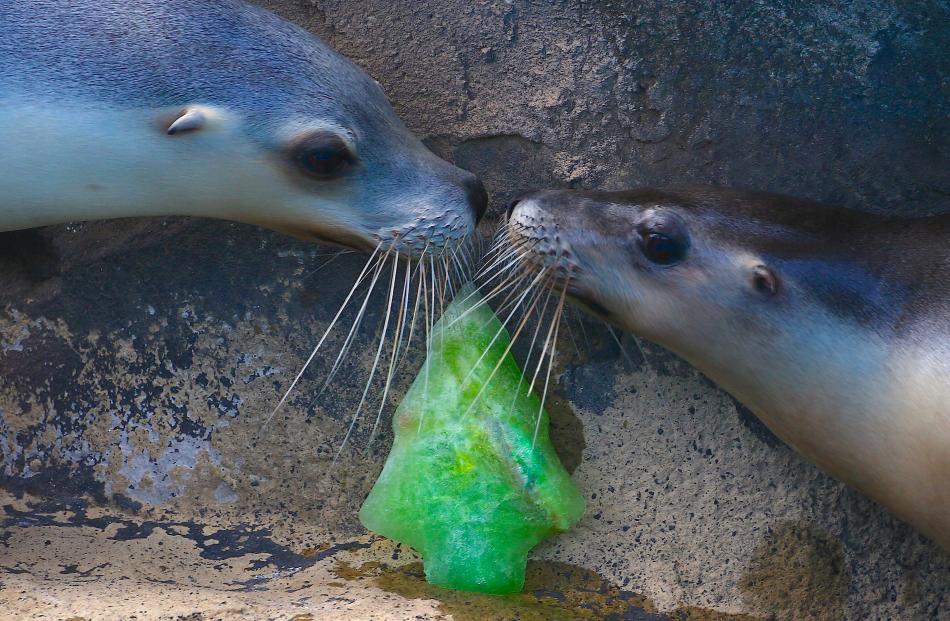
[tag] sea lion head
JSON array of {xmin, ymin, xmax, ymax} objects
[
  {"xmin": 506, "ymin": 186, "xmax": 950, "ymax": 550},
  {"xmin": 170, "ymin": 4, "xmax": 489, "ymax": 256},
  {"xmin": 505, "ymin": 186, "xmax": 906, "ymax": 370},
  {"xmin": 0, "ymin": 0, "xmax": 487, "ymax": 258}
]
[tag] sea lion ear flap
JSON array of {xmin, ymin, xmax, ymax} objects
[{"xmin": 166, "ymin": 108, "xmax": 207, "ymax": 135}]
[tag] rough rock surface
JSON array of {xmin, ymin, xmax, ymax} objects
[{"xmin": 1, "ymin": 1, "xmax": 948, "ymax": 619}]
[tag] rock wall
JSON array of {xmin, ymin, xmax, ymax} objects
[{"xmin": 1, "ymin": 1, "xmax": 948, "ymax": 619}]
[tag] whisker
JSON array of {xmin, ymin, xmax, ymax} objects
[
  {"xmin": 446, "ymin": 268, "xmax": 523, "ymax": 329},
  {"xmin": 463, "ymin": 236, "xmax": 478, "ymax": 276},
  {"xmin": 482, "ymin": 243, "xmax": 531, "ymax": 283},
  {"xmin": 532, "ymin": 271, "xmax": 571, "ymax": 447},
  {"xmin": 473, "ymin": 235, "xmax": 518, "ymax": 278},
  {"xmin": 429, "ymin": 255, "xmax": 441, "ymax": 318},
  {"xmin": 390, "ymin": 256, "xmax": 414, "ymax": 370},
  {"xmin": 441, "ymin": 253, "xmax": 454, "ymax": 300},
  {"xmin": 471, "ymin": 245, "xmax": 543, "ymax": 325},
  {"xmin": 302, "ymin": 249, "xmax": 348, "ymax": 280},
  {"xmin": 432, "ymin": 257, "xmax": 447, "ymax": 350},
  {"xmin": 474, "ymin": 242, "xmax": 522, "ymax": 280},
  {"xmin": 462, "ymin": 235, "xmax": 537, "ymax": 289},
  {"xmin": 508, "ymin": 275, "xmax": 555, "ymax": 414},
  {"xmin": 404, "ymin": 249, "xmax": 427, "ymax": 352},
  {"xmin": 459, "ymin": 268, "xmax": 550, "ymax": 417},
  {"xmin": 574, "ymin": 307, "xmax": 592, "ymax": 353},
  {"xmin": 606, "ymin": 323, "xmax": 652, "ymax": 374},
  {"xmin": 459, "ymin": 240, "xmax": 476, "ymax": 281},
  {"xmin": 450, "ymin": 244, "xmax": 468, "ymax": 287},
  {"xmin": 336, "ymin": 247, "xmax": 400, "ymax": 460},
  {"xmin": 488, "ymin": 267, "xmax": 538, "ymax": 323},
  {"xmin": 477, "ymin": 238, "xmax": 537, "ymax": 288},
  {"xmin": 563, "ymin": 308, "xmax": 582, "ymax": 358},
  {"xmin": 445, "ymin": 242, "xmax": 537, "ymax": 328},
  {"xmin": 527, "ymin": 268, "xmax": 566, "ymax": 398},
  {"xmin": 418, "ymin": 259, "xmax": 433, "ymax": 432},
  {"xmin": 459, "ymin": 266, "xmax": 550, "ymax": 391},
  {"xmin": 314, "ymin": 244, "xmax": 394, "ymax": 399},
  {"xmin": 368, "ymin": 256, "xmax": 413, "ymax": 444},
  {"xmin": 260, "ymin": 242, "xmax": 383, "ymax": 431}
]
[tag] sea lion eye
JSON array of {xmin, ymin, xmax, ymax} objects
[
  {"xmin": 752, "ymin": 265, "xmax": 779, "ymax": 296},
  {"xmin": 292, "ymin": 130, "xmax": 355, "ymax": 180},
  {"xmin": 641, "ymin": 232, "xmax": 687, "ymax": 265},
  {"xmin": 636, "ymin": 209, "xmax": 689, "ymax": 266}
]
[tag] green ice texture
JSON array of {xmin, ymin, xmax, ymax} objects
[{"xmin": 359, "ymin": 285, "xmax": 586, "ymax": 594}]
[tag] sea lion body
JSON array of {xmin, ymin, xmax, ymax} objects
[
  {"xmin": 0, "ymin": 0, "xmax": 485, "ymax": 255},
  {"xmin": 508, "ymin": 186, "xmax": 950, "ymax": 548}
]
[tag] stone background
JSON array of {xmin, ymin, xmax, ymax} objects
[{"xmin": 1, "ymin": 1, "xmax": 948, "ymax": 619}]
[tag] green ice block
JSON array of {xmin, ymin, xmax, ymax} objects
[{"xmin": 359, "ymin": 285, "xmax": 586, "ymax": 594}]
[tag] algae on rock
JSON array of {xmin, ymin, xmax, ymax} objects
[{"xmin": 359, "ymin": 286, "xmax": 586, "ymax": 594}]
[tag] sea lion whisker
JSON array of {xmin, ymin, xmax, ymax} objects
[
  {"xmin": 313, "ymin": 244, "xmax": 394, "ymax": 400},
  {"xmin": 488, "ymin": 265, "xmax": 542, "ymax": 322},
  {"xmin": 446, "ymin": 241, "xmax": 539, "ymax": 326},
  {"xmin": 404, "ymin": 244, "xmax": 429, "ymax": 352},
  {"xmin": 444, "ymin": 272, "xmax": 522, "ymax": 328},
  {"xmin": 418, "ymin": 262, "xmax": 433, "ymax": 433},
  {"xmin": 449, "ymin": 258, "xmax": 514, "ymax": 310},
  {"xmin": 474, "ymin": 232, "xmax": 517, "ymax": 273},
  {"xmin": 260, "ymin": 241, "xmax": 383, "ymax": 431},
  {"xmin": 453, "ymin": 264, "xmax": 530, "ymax": 325},
  {"xmin": 301, "ymin": 249, "xmax": 349, "ymax": 279},
  {"xmin": 459, "ymin": 239, "xmax": 476, "ymax": 280},
  {"xmin": 474, "ymin": 251, "xmax": 521, "ymax": 285},
  {"xmin": 476, "ymin": 243, "xmax": 506, "ymax": 273},
  {"xmin": 481, "ymin": 223, "xmax": 505, "ymax": 251},
  {"xmin": 458, "ymin": 267, "xmax": 550, "ymax": 392},
  {"xmin": 532, "ymin": 271, "xmax": 570, "ymax": 448},
  {"xmin": 441, "ymin": 253, "xmax": 455, "ymax": 300},
  {"xmin": 471, "ymin": 244, "xmax": 542, "ymax": 317},
  {"xmin": 527, "ymin": 261, "xmax": 565, "ymax": 398},
  {"xmin": 472, "ymin": 235, "xmax": 527, "ymax": 279},
  {"xmin": 606, "ymin": 324, "xmax": 654, "ymax": 376},
  {"xmin": 563, "ymin": 307, "xmax": 582, "ymax": 358},
  {"xmin": 430, "ymin": 256, "xmax": 442, "ymax": 317},
  {"xmin": 449, "ymin": 242, "xmax": 468, "ymax": 285},
  {"xmin": 506, "ymin": 274, "xmax": 555, "ymax": 418},
  {"xmin": 368, "ymin": 256, "xmax": 413, "ymax": 445},
  {"xmin": 460, "ymin": 269, "xmax": 551, "ymax": 418},
  {"xmin": 335, "ymin": 248, "xmax": 401, "ymax": 460},
  {"xmin": 487, "ymin": 238, "xmax": 539, "ymax": 277},
  {"xmin": 430, "ymin": 254, "xmax": 446, "ymax": 352},
  {"xmin": 573, "ymin": 307, "xmax": 592, "ymax": 354},
  {"xmin": 389, "ymin": 255, "xmax": 414, "ymax": 372},
  {"xmin": 474, "ymin": 243, "xmax": 522, "ymax": 279}
]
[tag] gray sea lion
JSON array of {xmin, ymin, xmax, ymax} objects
[
  {"xmin": 0, "ymin": 0, "xmax": 486, "ymax": 256},
  {"xmin": 506, "ymin": 186, "xmax": 950, "ymax": 548}
]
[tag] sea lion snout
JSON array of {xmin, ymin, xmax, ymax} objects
[{"xmin": 506, "ymin": 189, "xmax": 628, "ymax": 323}]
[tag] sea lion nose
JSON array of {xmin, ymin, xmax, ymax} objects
[{"xmin": 463, "ymin": 175, "xmax": 488, "ymax": 224}]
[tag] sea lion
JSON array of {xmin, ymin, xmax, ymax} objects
[
  {"xmin": 0, "ymin": 0, "xmax": 486, "ymax": 256},
  {"xmin": 506, "ymin": 186, "xmax": 950, "ymax": 548}
]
